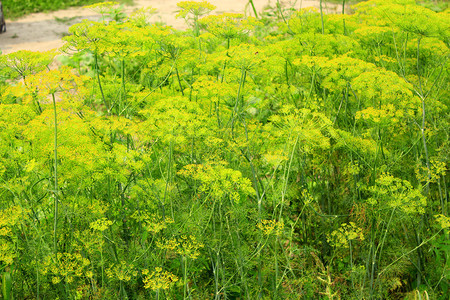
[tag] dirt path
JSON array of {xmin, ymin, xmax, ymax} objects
[{"xmin": 0, "ymin": 0, "xmax": 344, "ymax": 55}]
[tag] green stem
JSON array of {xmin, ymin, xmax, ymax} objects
[
  {"xmin": 417, "ymin": 37, "xmax": 423, "ymax": 96},
  {"xmin": 95, "ymin": 52, "xmax": 109, "ymax": 114},
  {"xmin": 121, "ymin": 58, "xmax": 126, "ymax": 112},
  {"xmin": 248, "ymin": 0, "xmax": 258, "ymax": 18},
  {"xmin": 183, "ymin": 256, "xmax": 188, "ymax": 299},
  {"xmin": 101, "ymin": 243, "xmax": 104, "ymax": 287},
  {"xmin": 320, "ymin": 0, "xmax": 325, "ymax": 34},
  {"xmin": 176, "ymin": 67, "xmax": 185, "ymax": 96},
  {"xmin": 342, "ymin": 0, "xmax": 346, "ymax": 35},
  {"xmin": 274, "ymin": 237, "xmax": 279, "ymax": 299},
  {"xmin": 276, "ymin": 0, "xmax": 293, "ymax": 34},
  {"xmin": 52, "ymin": 93, "xmax": 59, "ymax": 257},
  {"xmin": 416, "ymin": 37, "xmax": 431, "ymax": 192},
  {"xmin": 230, "ymin": 67, "xmax": 247, "ymax": 137},
  {"xmin": 372, "ymin": 207, "xmax": 396, "ymax": 294},
  {"xmin": 378, "ymin": 229, "xmax": 443, "ymax": 277},
  {"xmin": 284, "ymin": 59, "xmax": 289, "ymax": 86},
  {"xmin": 194, "ymin": 15, "xmax": 199, "ymax": 37},
  {"xmin": 348, "ymin": 239, "xmax": 354, "ymax": 289}
]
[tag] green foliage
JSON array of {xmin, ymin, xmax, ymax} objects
[{"xmin": 0, "ymin": 1, "xmax": 449, "ymax": 299}]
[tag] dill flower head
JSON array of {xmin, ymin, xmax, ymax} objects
[
  {"xmin": 106, "ymin": 261, "xmax": 137, "ymax": 282},
  {"xmin": 89, "ymin": 218, "xmax": 113, "ymax": 232},
  {"xmin": 176, "ymin": 1, "xmax": 216, "ymax": 19},
  {"xmin": 257, "ymin": 219, "xmax": 284, "ymax": 236},
  {"xmin": 178, "ymin": 163, "xmax": 255, "ymax": 202},
  {"xmin": 0, "ymin": 50, "xmax": 56, "ymax": 80},
  {"xmin": 199, "ymin": 13, "xmax": 261, "ymax": 39},
  {"xmin": 143, "ymin": 267, "xmax": 179, "ymax": 290},
  {"xmin": 327, "ymin": 222, "xmax": 365, "ymax": 249},
  {"xmin": 157, "ymin": 235, "xmax": 204, "ymax": 259}
]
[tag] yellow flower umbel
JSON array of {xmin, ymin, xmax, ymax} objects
[
  {"xmin": 176, "ymin": 1, "xmax": 216, "ymax": 19},
  {"xmin": 128, "ymin": 7, "xmax": 157, "ymax": 27},
  {"xmin": 176, "ymin": 235, "xmax": 204, "ymax": 260},
  {"xmin": 84, "ymin": 1, "xmax": 125, "ymax": 22},
  {"xmin": 176, "ymin": 1, "xmax": 216, "ymax": 37},
  {"xmin": 106, "ymin": 261, "xmax": 138, "ymax": 282},
  {"xmin": 367, "ymin": 173, "xmax": 427, "ymax": 215},
  {"xmin": 0, "ymin": 50, "xmax": 56, "ymax": 80},
  {"xmin": 143, "ymin": 267, "xmax": 179, "ymax": 290},
  {"xmin": 178, "ymin": 163, "xmax": 255, "ymax": 203},
  {"xmin": 40, "ymin": 252, "xmax": 91, "ymax": 285},
  {"xmin": 327, "ymin": 222, "xmax": 365, "ymax": 249},
  {"xmin": 199, "ymin": 13, "xmax": 261, "ymax": 41},
  {"xmin": 90, "ymin": 218, "xmax": 113, "ymax": 232},
  {"xmin": 131, "ymin": 212, "xmax": 174, "ymax": 234},
  {"xmin": 257, "ymin": 219, "xmax": 284, "ymax": 236},
  {"xmin": 0, "ymin": 206, "xmax": 29, "ymax": 265},
  {"xmin": 157, "ymin": 235, "xmax": 204, "ymax": 260}
]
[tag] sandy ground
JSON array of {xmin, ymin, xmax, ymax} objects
[{"xmin": 0, "ymin": 0, "xmax": 344, "ymax": 55}]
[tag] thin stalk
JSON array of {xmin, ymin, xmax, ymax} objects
[
  {"xmin": 219, "ymin": 39, "xmax": 231, "ymax": 84},
  {"xmin": 276, "ymin": 0, "xmax": 293, "ymax": 35},
  {"xmin": 438, "ymin": 177, "xmax": 446, "ymax": 215},
  {"xmin": 230, "ymin": 67, "xmax": 247, "ymax": 137},
  {"xmin": 392, "ymin": 31, "xmax": 406, "ymax": 78},
  {"xmin": 372, "ymin": 208, "xmax": 396, "ymax": 295},
  {"xmin": 319, "ymin": 0, "xmax": 325, "ymax": 34},
  {"xmin": 162, "ymin": 138, "xmax": 174, "ymax": 219},
  {"xmin": 416, "ymin": 37, "xmax": 431, "ymax": 191},
  {"xmin": 100, "ymin": 243, "xmax": 104, "ymax": 287},
  {"xmin": 307, "ymin": 70, "xmax": 316, "ymax": 101},
  {"xmin": 348, "ymin": 239, "xmax": 354, "ymax": 289},
  {"xmin": 95, "ymin": 52, "xmax": 109, "ymax": 114},
  {"xmin": 248, "ymin": 0, "xmax": 258, "ymax": 18},
  {"xmin": 215, "ymin": 99, "xmax": 222, "ymax": 128},
  {"xmin": 417, "ymin": 37, "xmax": 424, "ymax": 96},
  {"xmin": 279, "ymin": 134, "xmax": 299, "ymax": 220},
  {"xmin": 183, "ymin": 256, "xmax": 188, "ymax": 299},
  {"xmin": 378, "ymin": 229, "xmax": 443, "ymax": 277},
  {"xmin": 230, "ymin": 223, "xmax": 250, "ymax": 299},
  {"xmin": 194, "ymin": 15, "xmax": 200, "ymax": 37},
  {"xmin": 419, "ymin": 93, "xmax": 431, "ymax": 191},
  {"xmin": 284, "ymin": 59, "xmax": 289, "ymax": 86},
  {"xmin": 211, "ymin": 250, "xmax": 220, "ymax": 299},
  {"xmin": 176, "ymin": 67, "xmax": 185, "ymax": 96},
  {"xmin": 342, "ymin": 0, "xmax": 346, "ymax": 35},
  {"xmin": 121, "ymin": 59, "xmax": 127, "ymax": 112},
  {"xmin": 274, "ymin": 237, "xmax": 279, "ymax": 299},
  {"xmin": 51, "ymin": 93, "xmax": 59, "ymax": 257},
  {"xmin": 36, "ymin": 260, "xmax": 40, "ymax": 299},
  {"xmin": 238, "ymin": 118, "xmax": 264, "ymax": 298},
  {"xmin": 218, "ymin": 202, "xmax": 227, "ymax": 299},
  {"xmin": 333, "ymin": 89, "xmax": 345, "ymax": 124},
  {"xmin": 362, "ymin": 217, "xmax": 374, "ymax": 296}
]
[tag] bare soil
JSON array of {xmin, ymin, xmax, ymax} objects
[{"xmin": 0, "ymin": 0, "xmax": 344, "ymax": 55}]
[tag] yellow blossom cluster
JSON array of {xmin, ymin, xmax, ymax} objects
[
  {"xmin": 157, "ymin": 235, "xmax": 204, "ymax": 259},
  {"xmin": 143, "ymin": 267, "xmax": 179, "ymax": 290},
  {"xmin": 41, "ymin": 252, "xmax": 91, "ymax": 285},
  {"xmin": 327, "ymin": 222, "xmax": 365, "ymax": 249},
  {"xmin": 178, "ymin": 163, "xmax": 255, "ymax": 202},
  {"xmin": 257, "ymin": 219, "xmax": 284, "ymax": 236}
]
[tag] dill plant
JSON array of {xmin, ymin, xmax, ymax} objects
[{"xmin": 0, "ymin": 1, "xmax": 448, "ymax": 299}]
